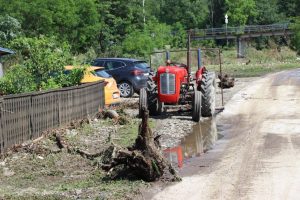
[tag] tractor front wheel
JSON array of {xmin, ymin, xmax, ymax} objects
[
  {"xmin": 149, "ymin": 97, "xmax": 163, "ymax": 116},
  {"xmin": 139, "ymin": 88, "xmax": 148, "ymax": 117},
  {"xmin": 192, "ymin": 91, "xmax": 202, "ymax": 122}
]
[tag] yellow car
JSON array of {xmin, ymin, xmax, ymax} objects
[{"xmin": 64, "ymin": 66, "xmax": 121, "ymax": 106}]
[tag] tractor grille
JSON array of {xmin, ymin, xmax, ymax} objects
[{"xmin": 160, "ymin": 73, "xmax": 175, "ymax": 94}]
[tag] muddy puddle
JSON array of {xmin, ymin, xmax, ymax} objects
[{"xmin": 163, "ymin": 117, "xmax": 221, "ymax": 169}]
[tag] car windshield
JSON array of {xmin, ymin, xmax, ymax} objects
[
  {"xmin": 134, "ymin": 61, "xmax": 149, "ymax": 69},
  {"xmin": 94, "ymin": 70, "xmax": 112, "ymax": 78}
]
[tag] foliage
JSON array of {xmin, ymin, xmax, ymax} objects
[
  {"xmin": 97, "ymin": 0, "xmax": 145, "ymax": 54},
  {"xmin": 277, "ymin": 0, "xmax": 300, "ymax": 18},
  {"xmin": 225, "ymin": 0, "xmax": 257, "ymax": 26},
  {"xmin": 8, "ymin": 36, "xmax": 72, "ymax": 88},
  {"xmin": 122, "ymin": 21, "xmax": 173, "ymax": 58},
  {"xmin": 62, "ymin": 67, "xmax": 85, "ymax": 87},
  {"xmin": 207, "ymin": 0, "xmax": 226, "ymax": 28},
  {"xmin": 291, "ymin": 18, "xmax": 300, "ymax": 54},
  {"xmin": 0, "ymin": 0, "xmax": 101, "ymax": 52},
  {"xmin": 0, "ymin": 36, "xmax": 85, "ymax": 95},
  {"xmin": 0, "ymin": 0, "xmax": 299, "ymax": 61},
  {"xmin": 155, "ymin": 0, "xmax": 209, "ymax": 29},
  {"xmin": 0, "ymin": 65, "xmax": 36, "ymax": 95},
  {"xmin": 254, "ymin": 0, "xmax": 282, "ymax": 24},
  {"xmin": 0, "ymin": 15, "xmax": 21, "ymax": 45}
]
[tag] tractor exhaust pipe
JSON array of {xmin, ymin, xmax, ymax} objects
[
  {"xmin": 187, "ymin": 31, "xmax": 191, "ymax": 76},
  {"xmin": 197, "ymin": 48, "xmax": 202, "ymax": 70},
  {"xmin": 166, "ymin": 51, "xmax": 170, "ymax": 62}
]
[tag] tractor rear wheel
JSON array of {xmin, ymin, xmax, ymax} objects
[
  {"xmin": 192, "ymin": 91, "xmax": 202, "ymax": 122},
  {"xmin": 139, "ymin": 88, "xmax": 148, "ymax": 117},
  {"xmin": 200, "ymin": 71, "xmax": 216, "ymax": 117}
]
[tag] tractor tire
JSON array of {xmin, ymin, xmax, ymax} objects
[
  {"xmin": 192, "ymin": 90, "xmax": 202, "ymax": 122},
  {"xmin": 139, "ymin": 88, "xmax": 148, "ymax": 118},
  {"xmin": 146, "ymin": 73, "xmax": 162, "ymax": 116},
  {"xmin": 200, "ymin": 71, "xmax": 216, "ymax": 117},
  {"xmin": 148, "ymin": 96, "xmax": 163, "ymax": 116}
]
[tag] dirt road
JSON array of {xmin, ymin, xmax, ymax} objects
[{"xmin": 151, "ymin": 69, "xmax": 300, "ymax": 200}]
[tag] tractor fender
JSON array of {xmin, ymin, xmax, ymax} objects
[{"xmin": 195, "ymin": 66, "xmax": 207, "ymax": 84}]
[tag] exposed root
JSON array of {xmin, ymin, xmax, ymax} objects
[{"xmin": 101, "ymin": 107, "xmax": 181, "ymax": 182}]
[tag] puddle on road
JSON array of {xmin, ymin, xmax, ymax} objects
[{"xmin": 163, "ymin": 118, "xmax": 221, "ymax": 168}]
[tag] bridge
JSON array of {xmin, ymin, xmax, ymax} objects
[{"xmin": 189, "ymin": 23, "xmax": 293, "ymax": 58}]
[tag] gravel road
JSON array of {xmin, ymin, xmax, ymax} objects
[{"xmin": 149, "ymin": 69, "xmax": 300, "ymax": 200}]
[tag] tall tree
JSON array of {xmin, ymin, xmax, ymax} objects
[
  {"xmin": 0, "ymin": 0, "xmax": 101, "ymax": 52},
  {"xmin": 291, "ymin": 18, "xmax": 300, "ymax": 54},
  {"xmin": 98, "ymin": 0, "xmax": 144, "ymax": 53},
  {"xmin": 225, "ymin": 0, "xmax": 257, "ymax": 26},
  {"xmin": 254, "ymin": 0, "xmax": 282, "ymax": 24},
  {"xmin": 156, "ymin": 0, "xmax": 209, "ymax": 29},
  {"xmin": 277, "ymin": 0, "xmax": 300, "ymax": 18},
  {"xmin": 208, "ymin": 0, "xmax": 226, "ymax": 28},
  {"xmin": 0, "ymin": 15, "xmax": 21, "ymax": 45}
]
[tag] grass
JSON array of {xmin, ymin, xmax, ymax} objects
[
  {"xmin": 114, "ymin": 120, "xmax": 139, "ymax": 147},
  {"xmin": 209, "ymin": 47, "xmax": 300, "ymax": 77},
  {"xmin": 0, "ymin": 111, "xmax": 149, "ymax": 200},
  {"xmin": 206, "ymin": 62, "xmax": 299, "ymax": 77},
  {"xmin": 151, "ymin": 46, "xmax": 300, "ymax": 77}
]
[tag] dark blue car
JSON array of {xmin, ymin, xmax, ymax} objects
[{"xmin": 92, "ymin": 58, "xmax": 150, "ymax": 97}]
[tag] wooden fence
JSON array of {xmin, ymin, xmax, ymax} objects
[{"xmin": 0, "ymin": 81, "xmax": 105, "ymax": 153}]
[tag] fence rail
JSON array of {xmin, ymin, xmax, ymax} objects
[{"xmin": 0, "ymin": 81, "xmax": 105, "ymax": 153}]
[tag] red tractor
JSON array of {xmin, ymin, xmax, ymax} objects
[{"xmin": 139, "ymin": 48, "xmax": 217, "ymax": 122}]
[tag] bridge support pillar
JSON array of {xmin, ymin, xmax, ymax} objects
[{"xmin": 237, "ymin": 37, "xmax": 246, "ymax": 58}]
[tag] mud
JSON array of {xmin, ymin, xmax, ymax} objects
[{"xmin": 150, "ymin": 68, "xmax": 300, "ymax": 200}]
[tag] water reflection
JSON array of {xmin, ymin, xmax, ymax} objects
[{"xmin": 163, "ymin": 117, "xmax": 218, "ymax": 168}]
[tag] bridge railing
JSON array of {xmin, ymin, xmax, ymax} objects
[{"xmin": 191, "ymin": 23, "xmax": 290, "ymax": 37}]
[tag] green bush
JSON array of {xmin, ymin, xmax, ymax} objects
[
  {"xmin": 0, "ymin": 36, "xmax": 84, "ymax": 95},
  {"xmin": 291, "ymin": 18, "xmax": 300, "ymax": 55},
  {"xmin": 0, "ymin": 65, "xmax": 36, "ymax": 95},
  {"xmin": 122, "ymin": 20, "xmax": 179, "ymax": 58}
]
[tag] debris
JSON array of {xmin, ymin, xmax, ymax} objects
[
  {"xmin": 218, "ymin": 74, "xmax": 235, "ymax": 88},
  {"xmin": 96, "ymin": 110, "xmax": 119, "ymax": 120},
  {"xmin": 69, "ymin": 118, "xmax": 90, "ymax": 129},
  {"xmin": 105, "ymin": 110, "xmax": 119, "ymax": 119},
  {"xmin": 101, "ymin": 107, "xmax": 181, "ymax": 182}
]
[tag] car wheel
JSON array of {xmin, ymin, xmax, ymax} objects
[{"xmin": 119, "ymin": 81, "xmax": 134, "ymax": 98}]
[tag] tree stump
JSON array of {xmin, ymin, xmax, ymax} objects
[{"xmin": 102, "ymin": 107, "xmax": 181, "ymax": 182}]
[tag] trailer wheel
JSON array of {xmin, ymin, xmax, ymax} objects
[
  {"xmin": 139, "ymin": 88, "xmax": 148, "ymax": 118},
  {"xmin": 200, "ymin": 71, "xmax": 216, "ymax": 117},
  {"xmin": 192, "ymin": 91, "xmax": 202, "ymax": 122},
  {"xmin": 149, "ymin": 96, "xmax": 163, "ymax": 116}
]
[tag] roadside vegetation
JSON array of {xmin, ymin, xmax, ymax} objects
[
  {"xmin": 0, "ymin": 0, "xmax": 300, "ymax": 95},
  {"xmin": 210, "ymin": 47, "xmax": 299, "ymax": 77}
]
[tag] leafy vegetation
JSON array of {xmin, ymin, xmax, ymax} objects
[
  {"xmin": 0, "ymin": 0, "xmax": 299, "ymax": 95},
  {"xmin": 0, "ymin": 36, "xmax": 84, "ymax": 95},
  {"xmin": 291, "ymin": 18, "xmax": 300, "ymax": 54},
  {"xmin": 0, "ymin": 0, "xmax": 299, "ymax": 56}
]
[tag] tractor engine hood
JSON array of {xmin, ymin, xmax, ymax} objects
[{"xmin": 157, "ymin": 66, "xmax": 188, "ymax": 104}]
